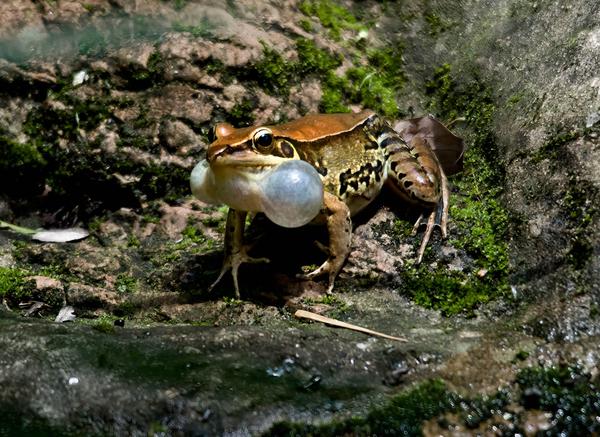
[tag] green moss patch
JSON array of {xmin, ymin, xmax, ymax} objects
[
  {"xmin": 0, "ymin": 267, "xmax": 27, "ymax": 301},
  {"xmin": 516, "ymin": 365, "xmax": 600, "ymax": 434},
  {"xmin": 299, "ymin": 0, "xmax": 364, "ymax": 41},
  {"xmin": 0, "ymin": 266, "xmax": 64, "ymax": 309},
  {"xmin": 266, "ymin": 379, "xmax": 456, "ymax": 436},
  {"xmin": 17, "ymin": 81, "xmax": 193, "ymax": 212},
  {"xmin": 0, "ymin": 135, "xmax": 47, "ymax": 197},
  {"xmin": 395, "ymin": 63, "xmax": 511, "ymax": 315},
  {"xmin": 238, "ymin": 2, "xmax": 407, "ymax": 117},
  {"xmin": 267, "ymin": 365, "xmax": 600, "ymax": 435},
  {"xmin": 399, "ymin": 267, "xmax": 500, "ymax": 317},
  {"xmin": 342, "ymin": 47, "xmax": 407, "ymax": 117},
  {"xmin": 531, "ymin": 127, "xmax": 581, "ymax": 163},
  {"xmin": 249, "ymin": 36, "xmax": 406, "ymax": 117}
]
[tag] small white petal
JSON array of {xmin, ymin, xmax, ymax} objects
[{"xmin": 33, "ymin": 228, "xmax": 89, "ymax": 243}]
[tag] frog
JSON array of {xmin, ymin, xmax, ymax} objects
[{"xmin": 193, "ymin": 110, "xmax": 464, "ymax": 298}]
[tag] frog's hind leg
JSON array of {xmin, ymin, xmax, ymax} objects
[
  {"xmin": 209, "ymin": 208, "xmax": 270, "ymax": 299},
  {"xmin": 413, "ymin": 167, "xmax": 449, "ymax": 263},
  {"xmin": 298, "ymin": 192, "xmax": 352, "ymax": 293},
  {"xmin": 384, "ymin": 132, "xmax": 448, "ymax": 263}
]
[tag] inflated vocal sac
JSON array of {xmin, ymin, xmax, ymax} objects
[{"xmin": 190, "ymin": 159, "xmax": 324, "ymax": 228}]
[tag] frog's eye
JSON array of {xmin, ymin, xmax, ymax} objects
[{"xmin": 252, "ymin": 128, "xmax": 273, "ymax": 151}]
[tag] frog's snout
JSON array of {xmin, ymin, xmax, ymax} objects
[{"xmin": 206, "ymin": 144, "xmax": 229, "ymax": 163}]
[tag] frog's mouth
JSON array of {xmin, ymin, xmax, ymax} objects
[{"xmin": 211, "ymin": 150, "xmax": 290, "ymax": 171}]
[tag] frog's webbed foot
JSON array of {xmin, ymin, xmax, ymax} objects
[
  {"xmin": 297, "ymin": 193, "xmax": 352, "ymax": 293},
  {"xmin": 209, "ymin": 208, "xmax": 269, "ymax": 299},
  {"xmin": 209, "ymin": 247, "xmax": 270, "ymax": 299},
  {"xmin": 413, "ymin": 170, "xmax": 449, "ymax": 263}
]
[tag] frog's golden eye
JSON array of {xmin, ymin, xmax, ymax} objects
[{"xmin": 252, "ymin": 128, "xmax": 273, "ymax": 151}]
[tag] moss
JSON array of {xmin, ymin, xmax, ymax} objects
[
  {"xmin": 298, "ymin": 0, "xmax": 363, "ymax": 41},
  {"xmin": 115, "ymin": 274, "xmax": 138, "ymax": 294},
  {"xmin": 249, "ymin": 36, "xmax": 406, "ymax": 116},
  {"xmin": 20, "ymin": 84, "xmax": 191, "ymax": 213},
  {"xmin": 251, "ymin": 44, "xmax": 295, "ymax": 95},
  {"xmin": 266, "ymin": 379, "xmax": 458, "ymax": 435},
  {"xmin": 171, "ymin": 0, "xmax": 187, "ymax": 10},
  {"xmin": 320, "ymin": 74, "xmax": 351, "ymax": 113},
  {"xmin": 148, "ymin": 224, "xmax": 214, "ymax": 267},
  {"xmin": 295, "ymin": 38, "xmax": 342, "ymax": 76},
  {"xmin": 222, "ymin": 296, "xmax": 243, "ymax": 306},
  {"xmin": 399, "ymin": 266, "xmax": 500, "ymax": 317},
  {"xmin": 343, "ymin": 47, "xmax": 406, "ymax": 117},
  {"xmin": 227, "ymin": 97, "xmax": 256, "ymax": 127},
  {"xmin": 0, "ymin": 267, "xmax": 27, "ymax": 300},
  {"xmin": 300, "ymin": 19, "xmax": 313, "ymax": 32},
  {"xmin": 302, "ymin": 294, "xmax": 350, "ymax": 317},
  {"xmin": 127, "ymin": 234, "xmax": 141, "ymax": 248},
  {"xmin": 531, "ymin": 127, "xmax": 580, "ymax": 163},
  {"xmin": 516, "ymin": 366, "xmax": 600, "ymax": 434},
  {"xmin": 127, "ymin": 50, "xmax": 165, "ymax": 89},
  {"xmin": 82, "ymin": 3, "xmax": 95, "ymax": 13},
  {"xmin": 524, "ymin": 121, "xmax": 598, "ymax": 269},
  {"xmin": 0, "ymin": 266, "xmax": 64, "ymax": 309},
  {"xmin": 113, "ymin": 300, "xmax": 139, "ymax": 318},
  {"xmin": 424, "ymin": 12, "xmax": 450, "ymax": 36},
  {"xmin": 413, "ymin": 63, "xmax": 510, "ymax": 313},
  {"xmin": 181, "ymin": 224, "xmax": 206, "ymax": 245},
  {"xmin": 24, "ymin": 86, "xmax": 111, "ymax": 143},
  {"xmin": 92, "ymin": 315, "xmax": 116, "ymax": 334},
  {"xmin": 294, "ymin": 38, "xmax": 349, "ymax": 112},
  {"xmin": 0, "ymin": 135, "xmax": 47, "ymax": 196},
  {"xmin": 562, "ymin": 173, "xmax": 597, "ymax": 269},
  {"xmin": 296, "ymin": 39, "xmax": 405, "ymax": 116},
  {"xmin": 268, "ymin": 365, "xmax": 600, "ymax": 435},
  {"xmin": 0, "ymin": 404, "xmax": 65, "ymax": 436},
  {"xmin": 138, "ymin": 163, "xmax": 192, "ymax": 202},
  {"xmin": 506, "ymin": 92, "xmax": 523, "ymax": 106}
]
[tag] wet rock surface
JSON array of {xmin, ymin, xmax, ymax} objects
[{"xmin": 0, "ymin": 0, "xmax": 599, "ymax": 435}]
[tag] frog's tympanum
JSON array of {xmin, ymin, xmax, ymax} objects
[{"xmin": 191, "ymin": 110, "xmax": 464, "ymax": 298}]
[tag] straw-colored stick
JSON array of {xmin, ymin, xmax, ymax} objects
[{"xmin": 294, "ymin": 309, "xmax": 407, "ymax": 342}]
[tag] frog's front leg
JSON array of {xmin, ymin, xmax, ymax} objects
[
  {"xmin": 299, "ymin": 192, "xmax": 352, "ymax": 293},
  {"xmin": 209, "ymin": 208, "xmax": 269, "ymax": 298},
  {"xmin": 385, "ymin": 133, "xmax": 448, "ymax": 263}
]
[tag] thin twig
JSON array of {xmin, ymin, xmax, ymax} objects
[{"xmin": 294, "ymin": 309, "xmax": 407, "ymax": 342}]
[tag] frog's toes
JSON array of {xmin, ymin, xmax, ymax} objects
[
  {"xmin": 298, "ymin": 262, "xmax": 329, "ymax": 280},
  {"xmin": 297, "ymin": 258, "xmax": 340, "ymax": 294},
  {"xmin": 210, "ymin": 250, "xmax": 270, "ymax": 298}
]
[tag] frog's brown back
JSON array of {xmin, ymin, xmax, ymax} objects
[{"xmin": 270, "ymin": 110, "xmax": 375, "ymax": 142}]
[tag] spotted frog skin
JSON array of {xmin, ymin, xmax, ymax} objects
[{"xmin": 203, "ymin": 110, "xmax": 463, "ymax": 297}]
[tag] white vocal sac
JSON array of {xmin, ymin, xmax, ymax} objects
[{"xmin": 190, "ymin": 159, "xmax": 324, "ymax": 228}]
